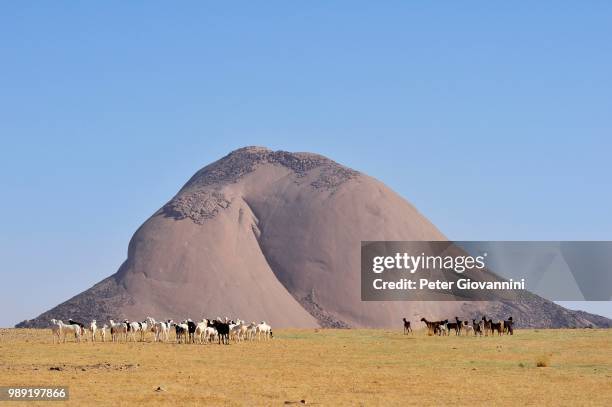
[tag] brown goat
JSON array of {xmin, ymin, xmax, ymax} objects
[
  {"xmin": 482, "ymin": 316, "xmax": 493, "ymax": 336},
  {"xmin": 420, "ymin": 318, "xmax": 441, "ymax": 336}
]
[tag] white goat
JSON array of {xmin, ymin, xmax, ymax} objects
[
  {"xmin": 204, "ymin": 326, "xmax": 217, "ymax": 343},
  {"xmin": 238, "ymin": 322, "xmax": 250, "ymax": 342},
  {"xmin": 138, "ymin": 320, "xmax": 149, "ymax": 342},
  {"xmin": 67, "ymin": 319, "xmax": 87, "ymax": 339},
  {"xmin": 195, "ymin": 319, "xmax": 209, "ymax": 344},
  {"xmin": 109, "ymin": 320, "xmax": 128, "ymax": 342},
  {"xmin": 100, "ymin": 324, "xmax": 108, "ymax": 342},
  {"xmin": 50, "ymin": 319, "xmax": 62, "ymax": 344},
  {"xmin": 123, "ymin": 320, "xmax": 141, "ymax": 342},
  {"xmin": 54, "ymin": 320, "xmax": 81, "ymax": 343},
  {"xmin": 463, "ymin": 321, "xmax": 474, "ymax": 336},
  {"xmin": 144, "ymin": 317, "xmax": 158, "ymax": 341},
  {"xmin": 230, "ymin": 319, "xmax": 246, "ymax": 342},
  {"xmin": 90, "ymin": 320, "xmax": 98, "ymax": 342},
  {"xmin": 246, "ymin": 322, "xmax": 258, "ymax": 341},
  {"xmin": 256, "ymin": 321, "xmax": 272, "ymax": 340},
  {"xmin": 154, "ymin": 320, "xmax": 172, "ymax": 342}
]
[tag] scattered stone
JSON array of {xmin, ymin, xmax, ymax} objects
[
  {"xmin": 155, "ymin": 386, "xmax": 166, "ymax": 392},
  {"xmin": 49, "ymin": 366, "xmax": 62, "ymax": 371}
]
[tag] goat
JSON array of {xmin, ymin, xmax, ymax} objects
[
  {"xmin": 235, "ymin": 320, "xmax": 251, "ymax": 342},
  {"xmin": 100, "ymin": 324, "xmax": 108, "ymax": 342},
  {"xmin": 174, "ymin": 322, "xmax": 189, "ymax": 344},
  {"xmin": 89, "ymin": 320, "xmax": 97, "ymax": 342},
  {"xmin": 230, "ymin": 319, "xmax": 248, "ymax": 342},
  {"xmin": 473, "ymin": 319, "xmax": 483, "ymax": 337},
  {"xmin": 238, "ymin": 320, "xmax": 252, "ymax": 342},
  {"xmin": 462, "ymin": 320, "xmax": 474, "ymax": 336},
  {"xmin": 504, "ymin": 317, "xmax": 514, "ymax": 335},
  {"xmin": 53, "ymin": 320, "xmax": 81, "ymax": 343},
  {"xmin": 482, "ymin": 316, "xmax": 492, "ymax": 336},
  {"xmin": 420, "ymin": 318, "xmax": 441, "ymax": 336},
  {"xmin": 123, "ymin": 320, "xmax": 141, "ymax": 342},
  {"xmin": 109, "ymin": 320, "xmax": 128, "ymax": 342},
  {"xmin": 185, "ymin": 319, "xmax": 197, "ymax": 343},
  {"xmin": 437, "ymin": 321, "xmax": 449, "ymax": 336},
  {"xmin": 204, "ymin": 326, "xmax": 218, "ymax": 343},
  {"xmin": 154, "ymin": 320, "xmax": 172, "ymax": 342},
  {"xmin": 138, "ymin": 320, "xmax": 149, "ymax": 342},
  {"xmin": 402, "ymin": 318, "xmax": 412, "ymax": 335},
  {"xmin": 246, "ymin": 322, "xmax": 258, "ymax": 341},
  {"xmin": 50, "ymin": 319, "xmax": 62, "ymax": 344},
  {"xmin": 445, "ymin": 317, "xmax": 460, "ymax": 335},
  {"xmin": 195, "ymin": 319, "xmax": 209, "ymax": 344},
  {"xmin": 491, "ymin": 320, "xmax": 504, "ymax": 336},
  {"xmin": 144, "ymin": 317, "xmax": 157, "ymax": 341},
  {"xmin": 68, "ymin": 319, "xmax": 87, "ymax": 339},
  {"xmin": 256, "ymin": 321, "xmax": 272, "ymax": 340},
  {"xmin": 455, "ymin": 317, "xmax": 463, "ymax": 335},
  {"xmin": 210, "ymin": 319, "xmax": 230, "ymax": 344}
]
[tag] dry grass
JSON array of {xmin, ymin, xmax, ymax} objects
[{"xmin": 0, "ymin": 328, "xmax": 611, "ymax": 406}]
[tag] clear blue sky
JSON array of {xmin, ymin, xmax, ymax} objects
[{"xmin": 1, "ymin": 2, "xmax": 611, "ymax": 326}]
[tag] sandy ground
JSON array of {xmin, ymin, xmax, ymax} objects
[{"xmin": 0, "ymin": 328, "xmax": 610, "ymax": 406}]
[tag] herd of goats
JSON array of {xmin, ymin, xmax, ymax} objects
[
  {"xmin": 48, "ymin": 317, "xmax": 272, "ymax": 344},
  {"xmin": 402, "ymin": 316, "xmax": 515, "ymax": 336},
  {"xmin": 47, "ymin": 315, "xmax": 514, "ymax": 344}
]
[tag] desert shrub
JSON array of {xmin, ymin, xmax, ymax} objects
[{"xmin": 535, "ymin": 355, "xmax": 550, "ymax": 367}]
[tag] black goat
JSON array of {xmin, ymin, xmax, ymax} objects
[
  {"xmin": 402, "ymin": 318, "xmax": 412, "ymax": 335},
  {"xmin": 445, "ymin": 317, "xmax": 460, "ymax": 335},
  {"xmin": 186, "ymin": 320, "xmax": 197, "ymax": 343},
  {"xmin": 210, "ymin": 320, "xmax": 230, "ymax": 345},
  {"xmin": 455, "ymin": 317, "xmax": 463, "ymax": 335},
  {"xmin": 504, "ymin": 317, "xmax": 514, "ymax": 335}
]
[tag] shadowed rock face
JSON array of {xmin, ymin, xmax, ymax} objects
[{"xmin": 17, "ymin": 147, "xmax": 611, "ymax": 329}]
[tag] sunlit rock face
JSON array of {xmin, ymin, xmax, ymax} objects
[{"xmin": 17, "ymin": 147, "xmax": 611, "ymax": 329}]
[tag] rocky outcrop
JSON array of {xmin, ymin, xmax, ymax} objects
[
  {"xmin": 161, "ymin": 147, "xmax": 359, "ymax": 225},
  {"xmin": 16, "ymin": 147, "xmax": 611, "ymax": 329},
  {"xmin": 17, "ymin": 274, "xmax": 132, "ymax": 328}
]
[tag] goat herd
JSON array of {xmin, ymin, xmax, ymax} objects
[
  {"xmin": 402, "ymin": 316, "xmax": 515, "ymax": 336},
  {"xmin": 48, "ymin": 317, "xmax": 273, "ymax": 345},
  {"xmin": 47, "ymin": 315, "xmax": 514, "ymax": 344}
]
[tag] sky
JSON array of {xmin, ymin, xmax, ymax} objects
[{"xmin": 1, "ymin": 2, "xmax": 611, "ymax": 327}]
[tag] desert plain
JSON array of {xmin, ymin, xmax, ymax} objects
[{"xmin": 0, "ymin": 328, "xmax": 611, "ymax": 406}]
